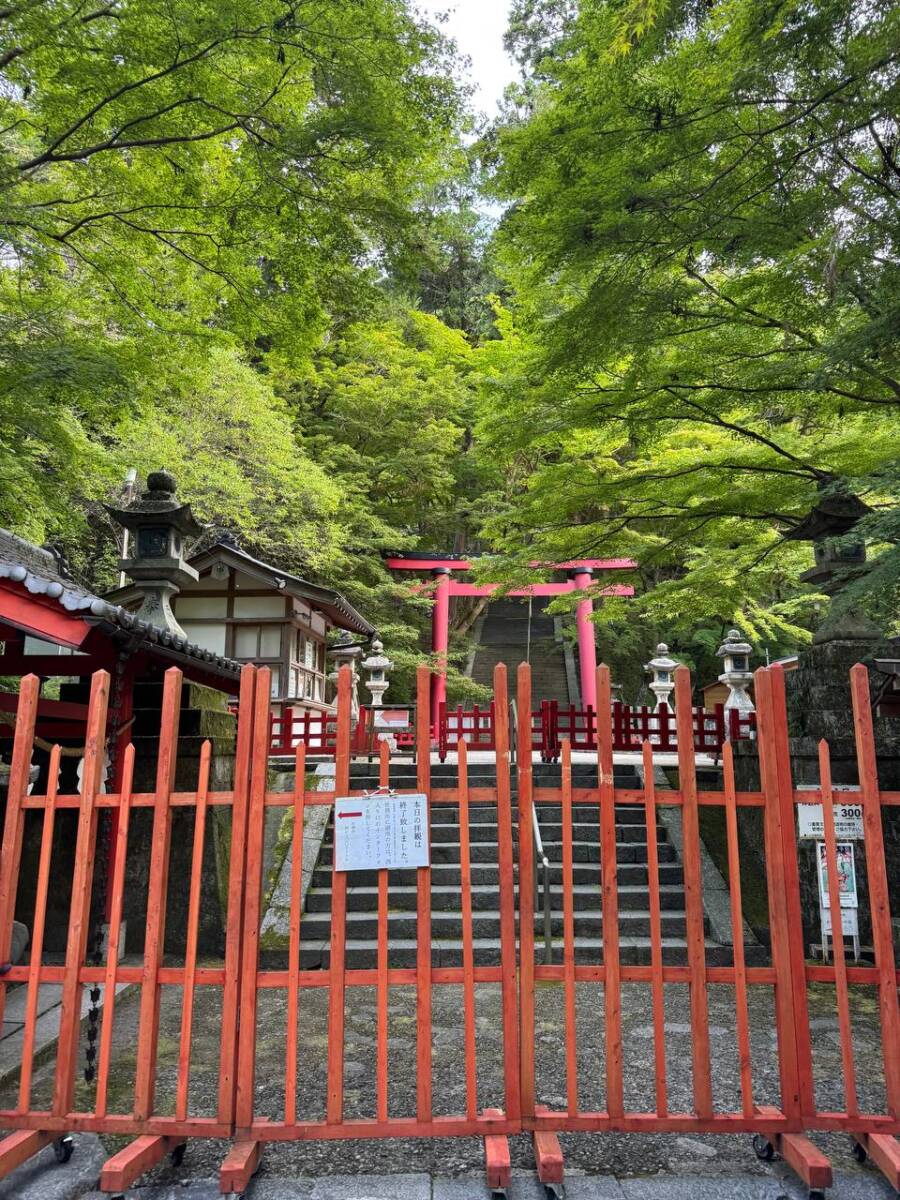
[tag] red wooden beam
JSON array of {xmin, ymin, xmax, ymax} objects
[
  {"xmin": 447, "ymin": 582, "xmax": 635, "ymax": 598},
  {"xmin": 384, "ymin": 556, "xmax": 636, "ymax": 571},
  {"xmin": 0, "ymin": 693, "xmax": 89, "ymax": 720},
  {"xmin": 0, "ymin": 652, "xmax": 107, "ymax": 676},
  {"xmin": 100, "ymin": 1135, "xmax": 184, "ymax": 1191},
  {"xmin": 0, "ymin": 582, "xmax": 91, "ymax": 649}
]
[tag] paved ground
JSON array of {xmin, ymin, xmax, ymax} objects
[
  {"xmin": 1, "ymin": 1153, "xmax": 898, "ymax": 1200},
  {"xmin": 1, "ymin": 970, "xmax": 895, "ymax": 1196}
]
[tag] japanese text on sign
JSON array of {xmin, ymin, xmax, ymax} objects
[
  {"xmin": 334, "ymin": 792, "xmax": 430, "ymax": 872},
  {"xmin": 797, "ymin": 802, "xmax": 864, "ymax": 840}
]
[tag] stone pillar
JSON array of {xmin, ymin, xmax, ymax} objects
[{"xmin": 733, "ymin": 614, "xmax": 900, "ymax": 953}]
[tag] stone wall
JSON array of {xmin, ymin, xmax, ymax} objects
[
  {"xmin": 125, "ymin": 676, "xmax": 237, "ymax": 957},
  {"xmin": 732, "ymin": 630, "xmax": 900, "ymax": 955}
]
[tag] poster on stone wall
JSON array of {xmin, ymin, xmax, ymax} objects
[
  {"xmin": 816, "ymin": 840, "xmax": 858, "ymax": 909},
  {"xmin": 334, "ymin": 792, "xmax": 429, "ymax": 872}
]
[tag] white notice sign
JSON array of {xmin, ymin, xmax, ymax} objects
[
  {"xmin": 334, "ymin": 793, "xmax": 429, "ymax": 872},
  {"xmin": 797, "ymin": 802, "xmax": 864, "ymax": 840},
  {"xmin": 821, "ymin": 904, "xmax": 859, "ymax": 937}
]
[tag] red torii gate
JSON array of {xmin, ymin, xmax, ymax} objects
[{"xmin": 384, "ymin": 555, "xmax": 636, "ymax": 716}]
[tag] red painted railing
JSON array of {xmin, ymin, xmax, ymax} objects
[
  {"xmin": 242, "ymin": 698, "xmax": 755, "ymax": 760},
  {"xmin": 437, "ymin": 701, "xmax": 496, "ymax": 761},
  {"xmin": 437, "ymin": 700, "xmax": 755, "ymax": 762},
  {"xmin": 540, "ymin": 700, "xmax": 755, "ymax": 761},
  {"xmin": 268, "ymin": 707, "xmax": 372, "ymax": 756}
]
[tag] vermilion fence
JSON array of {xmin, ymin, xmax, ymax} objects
[
  {"xmin": 0, "ymin": 659, "xmax": 897, "ymax": 1198},
  {"xmin": 0, "ymin": 665, "xmax": 257, "ymax": 1193}
]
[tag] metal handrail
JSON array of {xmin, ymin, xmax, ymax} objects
[
  {"xmin": 532, "ymin": 803, "xmax": 553, "ymax": 965},
  {"xmin": 512, "ymin": 696, "xmax": 552, "ymax": 961}
]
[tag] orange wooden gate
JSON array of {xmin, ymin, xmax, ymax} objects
[
  {"xmin": 223, "ymin": 662, "xmax": 521, "ymax": 1191},
  {"xmin": 0, "ymin": 658, "xmax": 897, "ymax": 1198},
  {"xmin": 516, "ymin": 661, "xmax": 900, "ymax": 1198},
  {"xmin": 0, "ymin": 664, "xmax": 258, "ymax": 1192}
]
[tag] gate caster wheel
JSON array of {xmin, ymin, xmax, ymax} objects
[
  {"xmin": 491, "ymin": 1190, "xmax": 508, "ymax": 1200},
  {"xmin": 751, "ymin": 1134, "xmax": 776, "ymax": 1162},
  {"xmin": 808, "ymin": 1192, "xmax": 826, "ymax": 1200},
  {"xmin": 544, "ymin": 1184, "xmax": 566, "ymax": 1200},
  {"xmin": 52, "ymin": 1136, "xmax": 74, "ymax": 1164},
  {"xmin": 851, "ymin": 1139, "xmax": 867, "ymax": 1163},
  {"xmin": 170, "ymin": 1143, "xmax": 186, "ymax": 1168}
]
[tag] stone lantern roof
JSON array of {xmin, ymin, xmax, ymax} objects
[
  {"xmin": 104, "ymin": 470, "xmax": 206, "ymax": 637},
  {"xmin": 104, "ymin": 470, "xmax": 204, "ymax": 537}
]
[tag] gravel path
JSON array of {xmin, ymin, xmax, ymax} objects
[{"xmin": 0, "ymin": 969, "xmax": 889, "ymax": 1187}]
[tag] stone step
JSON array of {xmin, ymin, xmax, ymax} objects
[
  {"xmin": 304, "ymin": 883, "xmax": 687, "ymax": 914},
  {"xmin": 316, "ymin": 839, "xmax": 675, "ymax": 866},
  {"xmin": 393, "ymin": 821, "xmax": 665, "ymax": 844},
  {"xmin": 291, "ymin": 937, "xmax": 734, "ymax": 970},
  {"xmin": 425, "ymin": 805, "xmax": 650, "ymax": 825},
  {"xmin": 296, "ymin": 908, "xmax": 693, "ymax": 943},
  {"xmin": 310, "ymin": 860, "xmax": 683, "ymax": 889}
]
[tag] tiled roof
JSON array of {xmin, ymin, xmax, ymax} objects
[{"xmin": 0, "ymin": 528, "xmax": 242, "ymax": 679}]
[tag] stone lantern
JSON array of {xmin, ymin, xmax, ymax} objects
[
  {"xmin": 328, "ymin": 632, "xmax": 363, "ymax": 720},
  {"xmin": 105, "ymin": 470, "xmax": 205, "ymax": 638},
  {"xmin": 362, "ymin": 636, "xmax": 392, "ymax": 708},
  {"xmin": 716, "ymin": 628, "xmax": 754, "ymax": 714},
  {"xmin": 644, "ymin": 643, "xmax": 679, "ymax": 710}
]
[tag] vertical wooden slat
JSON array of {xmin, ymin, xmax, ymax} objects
[
  {"xmin": 414, "ymin": 663, "xmax": 433, "ymax": 1123},
  {"xmin": 561, "ymin": 739, "xmax": 578, "ymax": 1116},
  {"xmin": 768, "ymin": 665, "xmax": 815, "ymax": 1117},
  {"xmin": 494, "ymin": 663, "xmax": 521, "ymax": 1122},
  {"xmin": 375, "ymin": 738, "xmax": 390, "ymax": 1124},
  {"xmin": 849, "ymin": 665, "xmax": 900, "ymax": 1115},
  {"xmin": 218, "ymin": 664, "xmax": 256, "ymax": 1122},
  {"xmin": 18, "ymin": 744, "xmax": 61, "ymax": 1112},
  {"xmin": 53, "ymin": 669, "xmax": 110, "ymax": 1117},
  {"xmin": 0, "ymin": 675, "xmax": 40, "ymax": 1034},
  {"xmin": 674, "ymin": 665, "xmax": 712, "ymax": 1119},
  {"xmin": 326, "ymin": 666, "xmax": 352, "ymax": 1124},
  {"xmin": 596, "ymin": 665, "xmax": 623, "ymax": 1118},
  {"xmin": 458, "ymin": 738, "xmax": 478, "ymax": 1122},
  {"xmin": 285, "ymin": 741, "xmax": 306, "ymax": 1126},
  {"xmin": 754, "ymin": 667, "xmax": 802, "ymax": 1122},
  {"xmin": 175, "ymin": 740, "xmax": 211, "ymax": 1121},
  {"xmin": 235, "ymin": 667, "xmax": 272, "ymax": 1130},
  {"xmin": 641, "ymin": 740, "xmax": 667, "ymax": 1118},
  {"xmin": 132, "ymin": 667, "xmax": 180, "ymax": 1122},
  {"xmin": 95, "ymin": 743, "xmax": 135, "ymax": 1120},
  {"xmin": 517, "ymin": 663, "xmax": 536, "ymax": 1119},
  {"xmin": 722, "ymin": 740, "xmax": 753, "ymax": 1119},
  {"xmin": 818, "ymin": 739, "xmax": 858, "ymax": 1118}
]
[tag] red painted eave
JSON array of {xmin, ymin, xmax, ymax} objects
[{"xmin": 0, "ymin": 580, "xmax": 92, "ymax": 649}]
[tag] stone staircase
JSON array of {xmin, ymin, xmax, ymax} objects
[
  {"xmin": 296, "ymin": 759, "xmax": 728, "ymax": 969},
  {"xmin": 469, "ymin": 598, "xmax": 570, "ymax": 704}
]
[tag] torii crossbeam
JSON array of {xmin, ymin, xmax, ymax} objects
[{"xmin": 384, "ymin": 555, "xmax": 636, "ymax": 714}]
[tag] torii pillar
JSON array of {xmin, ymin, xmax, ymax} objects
[
  {"xmin": 430, "ymin": 567, "xmax": 451, "ymax": 716},
  {"xmin": 385, "ymin": 555, "xmax": 635, "ymax": 719},
  {"xmin": 569, "ymin": 566, "xmax": 598, "ymax": 711}
]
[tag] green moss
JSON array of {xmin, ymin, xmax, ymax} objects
[
  {"xmin": 211, "ymin": 808, "xmax": 232, "ymax": 918},
  {"xmin": 698, "ymin": 805, "xmax": 771, "ymax": 939}
]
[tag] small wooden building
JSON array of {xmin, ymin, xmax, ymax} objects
[{"xmin": 107, "ymin": 537, "xmax": 374, "ymax": 719}]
